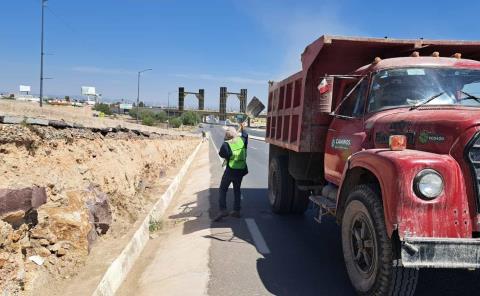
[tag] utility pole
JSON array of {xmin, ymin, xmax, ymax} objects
[
  {"xmin": 136, "ymin": 69, "xmax": 152, "ymax": 124},
  {"xmin": 39, "ymin": 0, "xmax": 47, "ymax": 107}
]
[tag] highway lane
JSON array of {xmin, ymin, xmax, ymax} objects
[
  {"xmin": 207, "ymin": 124, "xmax": 354, "ymax": 295},
  {"xmin": 205, "ymin": 124, "xmax": 480, "ymax": 296}
]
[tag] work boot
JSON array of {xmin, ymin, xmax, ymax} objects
[
  {"xmin": 230, "ymin": 210, "xmax": 241, "ymax": 218},
  {"xmin": 213, "ymin": 210, "xmax": 229, "ymax": 222}
]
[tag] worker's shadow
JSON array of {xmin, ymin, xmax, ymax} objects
[
  {"xmin": 168, "ymin": 143, "xmax": 480, "ymax": 296},
  {"xmin": 167, "ymin": 143, "xmax": 355, "ymax": 296}
]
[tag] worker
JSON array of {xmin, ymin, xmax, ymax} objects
[{"xmin": 213, "ymin": 123, "xmax": 248, "ymax": 222}]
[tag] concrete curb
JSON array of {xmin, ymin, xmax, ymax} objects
[{"xmin": 91, "ymin": 140, "xmax": 203, "ymax": 296}]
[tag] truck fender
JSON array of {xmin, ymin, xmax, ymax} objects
[{"xmin": 336, "ymin": 149, "xmax": 471, "ymax": 238}]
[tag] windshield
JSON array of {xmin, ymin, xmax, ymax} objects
[{"xmin": 367, "ymin": 67, "xmax": 480, "ymax": 112}]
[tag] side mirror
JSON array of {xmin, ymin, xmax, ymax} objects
[{"xmin": 317, "ymin": 76, "xmax": 334, "ymax": 114}]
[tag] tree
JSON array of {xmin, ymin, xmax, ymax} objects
[
  {"xmin": 64, "ymin": 96, "xmax": 70, "ymax": 102},
  {"xmin": 139, "ymin": 101, "xmax": 145, "ymax": 107}
]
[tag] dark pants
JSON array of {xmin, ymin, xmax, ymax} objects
[{"xmin": 219, "ymin": 172, "xmax": 243, "ymax": 211}]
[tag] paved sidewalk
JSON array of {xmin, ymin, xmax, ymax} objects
[{"xmin": 117, "ymin": 142, "xmax": 211, "ymax": 296}]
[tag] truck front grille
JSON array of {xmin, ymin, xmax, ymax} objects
[{"xmin": 466, "ymin": 134, "xmax": 480, "ymax": 213}]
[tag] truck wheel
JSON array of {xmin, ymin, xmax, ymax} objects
[
  {"xmin": 341, "ymin": 185, "xmax": 418, "ymax": 296},
  {"xmin": 290, "ymin": 181, "xmax": 310, "ymax": 214},
  {"xmin": 268, "ymin": 156, "xmax": 292, "ymax": 214}
]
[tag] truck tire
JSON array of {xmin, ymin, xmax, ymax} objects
[
  {"xmin": 268, "ymin": 156, "xmax": 292, "ymax": 214},
  {"xmin": 341, "ymin": 185, "xmax": 418, "ymax": 296},
  {"xmin": 290, "ymin": 181, "xmax": 310, "ymax": 214}
]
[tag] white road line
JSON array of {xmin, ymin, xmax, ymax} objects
[
  {"xmin": 249, "ymin": 146, "xmax": 257, "ymax": 150},
  {"xmin": 249, "ymin": 135, "xmax": 265, "ymax": 141},
  {"xmin": 245, "ymin": 218, "xmax": 271, "ymax": 255},
  {"xmin": 208, "ymin": 132, "xmax": 224, "ymax": 164}
]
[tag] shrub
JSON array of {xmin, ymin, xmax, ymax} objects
[
  {"xmin": 128, "ymin": 108, "xmax": 137, "ymax": 118},
  {"xmin": 154, "ymin": 110, "xmax": 168, "ymax": 123},
  {"xmin": 139, "ymin": 109, "xmax": 155, "ymax": 119},
  {"xmin": 142, "ymin": 115, "xmax": 155, "ymax": 126},
  {"xmin": 129, "ymin": 108, "xmax": 169, "ymax": 126},
  {"xmin": 181, "ymin": 111, "xmax": 201, "ymax": 126},
  {"xmin": 93, "ymin": 103, "xmax": 112, "ymax": 115},
  {"xmin": 170, "ymin": 117, "xmax": 182, "ymax": 128}
]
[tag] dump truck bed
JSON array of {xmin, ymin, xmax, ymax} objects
[{"xmin": 266, "ymin": 35, "xmax": 480, "ymax": 152}]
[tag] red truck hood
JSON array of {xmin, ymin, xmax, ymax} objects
[{"xmin": 367, "ymin": 107, "xmax": 480, "ymax": 153}]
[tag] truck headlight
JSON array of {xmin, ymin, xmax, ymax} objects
[{"xmin": 414, "ymin": 169, "xmax": 444, "ymax": 200}]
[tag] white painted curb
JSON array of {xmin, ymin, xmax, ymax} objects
[{"xmin": 92, "ymin": 140, "xmax": 203, "ymax": 296}]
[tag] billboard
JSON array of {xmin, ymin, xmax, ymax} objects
[
  {"xmin": 19, "ymin": 85, "xmax": 31, "ymax": 92},
  {"xmin": 81, "ymin": 86, "xmax": 96, "ymax": 96},
  {"xmin": 119, "ymin": 103, "xmax": 133, "ymax": 110}
]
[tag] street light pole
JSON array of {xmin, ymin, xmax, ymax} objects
[
  {"xmin": 39, "ymin": 0, "xmax": 47, "ymax": 107},
  {"xmin": 136, "ymin": 68, "xmax": 152, "ymax": 124}
]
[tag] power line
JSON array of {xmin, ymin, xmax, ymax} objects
[
  {"xmin": 34, "ymin": 1, "xmax": 116, "ymax": 63},
  {"xmin": 45, "ymin": 6, "xmax": 78, "ymax": 34}
]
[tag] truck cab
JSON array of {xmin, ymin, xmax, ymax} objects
[{"xmin": 266, "ymin": 36, "xmax": 480, "ymax": 296}]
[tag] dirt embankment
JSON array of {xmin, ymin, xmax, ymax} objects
[
  {"xmin": 0, "ymin": 123, "xmax": 198, "ymax": 295},
  {"xmin": 0, "ymin": 100, "xmax": 193, "ymax": 135}
]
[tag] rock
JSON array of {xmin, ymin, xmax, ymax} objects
[
  {"xmin": 19, "ymin": 236, "xmax": 31, "ymax": 249},
  {"xmin": 72, "ymin": 123, "xmax": 84, "ymax": 129},
  {"xmin": 47, "ymin": 243, "xmax": 60, "ymax": 252},
  {"xmin": 32, "ymin": 187, "xmax": 48, "ymax": 208},
  {"xmin": 38, "ymin": 239, "xmax": 50, "ymax": 246},
  {"xmin": 78, "ymin": 166, "xmax": 89, "ymax": 175},
  {"xmin": 140, "ymin": 131, "xmax": 151, "ymax": 137},
  {"xmin": 85, "ymin": 188, "xmax": 112, "ymax": 235},
  {"xmin": 37, "ymin": 191, "xmax": 92, "ymax": 254},
  {"xmin": 28, "ymin": 255, "xmax": 45, "ymax": 266},
  {"xmin": 10, "ymin": 224, "xmax": 28, "ymax": 243},
  {"xmin": 10, "ymin": 230, "xmax": 23, "ymax": 242},
  {"xmin": 1, "ymin": 116, "xmax": 24, "ymax": 124},
  {"xmin": 56, "ymin": 248, "xmax": 66, "ymax": 257},
  {"xmin": 0, "ymin": 252, "xmax": 9, "ymax": 268},
  {"xmin": 30, "ymin": 228, "xmax": 49, "ymax": 239},
  {"xmin": 0, "ymin": 220, "xmax": 13, "ymax": 246},
  {"xmin": 0, "ymin": 187, "xmax": 47, "ymax": 225},
  {"xmin": 48, "ymin": 120, "xmax": 71, "ymax": 129},
  {"xmin": 35, "ymin": 246, "xmax": 51, "ymax": 257},
  {"xmin": 47, "ymin": 233, "xmax": 57, "ymax": 244},
  {"xmin": 25, "ymin": 118, "xmax": 49, "ymax": 126},
  {"xmin": 1, "ymin": 210, "xmax": 25, "ymax": 226}
]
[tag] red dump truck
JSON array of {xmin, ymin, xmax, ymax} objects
[{"xmin": 266, "ymin": 35, "xmax": 480, "ymax": 295}]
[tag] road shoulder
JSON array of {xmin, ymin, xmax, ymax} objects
[{"xmin": 117, "ymin": 141, "xmax": 212, "ymax": 296}]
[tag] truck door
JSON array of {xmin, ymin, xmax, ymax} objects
[{"xmin": 324, "ymin": 78, "xmax": 368, "ymax": 184}]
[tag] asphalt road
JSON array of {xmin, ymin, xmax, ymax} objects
[{"xmin": 205, "ymin": 124, "xmax": 480, "ymax": 296}]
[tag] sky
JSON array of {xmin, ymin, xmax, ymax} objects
[{"xmin": 1, "ymin": 0, "xmax": 480, "ymax": 110}]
